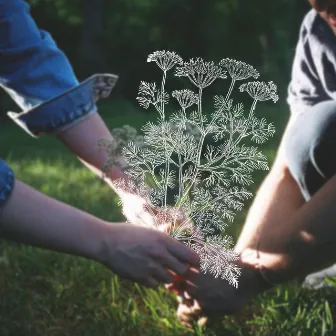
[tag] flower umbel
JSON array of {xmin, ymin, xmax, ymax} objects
[
  {"xmin": 147, "ymin": 50, "xmax": 183, "ymax": 71},
  {"xmin": 175, "ymin": 58, "xmax": 227, "ymax": 89},
  {"xmin": 172, "ymin": 89, "xmax": 199, "ymax": 110},
  {"xmin": 219, "ymin": 58, "xmax": 260, "ymax": 81},
  {"xmin": 239, "ymin": 81, "xmax": 279, "ymax": 103}
]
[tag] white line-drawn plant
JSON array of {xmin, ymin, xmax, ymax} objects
[{"xmin": 98, "ymin": 51, "xmax": 278, "ymax": 288}]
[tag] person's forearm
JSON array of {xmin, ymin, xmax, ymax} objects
[
  {"xmin": 248, "ymin": 172, "xmax": 336, "ymax": 283},
  {"xmin": 56, "ymin": 112, "xmax": 126, "ymax": 189},
  {"xmin": 234, "ymin": 112, "xmax": 336, "ymax": 283},
  {"xmin": 0, "ymin": 179, "xmax": 109, "ymax": 262},
  {"xmin": 235, "ymin": 116, "xmax": 306, "ymax": 254},
  {"xmin": 235, "ymin": 160, "xmax": 305, "ymax": 253}
]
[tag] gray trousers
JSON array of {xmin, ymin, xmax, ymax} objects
[{"xmin": 284, "ymin": 101, "xmax": 336, "ymax": 202}]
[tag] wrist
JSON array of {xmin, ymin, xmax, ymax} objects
[
  {"xmin": 103, "ymin": 166, "xmax": 132, "ymax": 195},
  {"xmin": 239, "ymin": 244, "xmax": 300, "ymax": 288},
  {"xmin": 237, "ymin": 252, "xmax": 274, "ymax": 295},
  {"xmin": 89, "ymin": 220, "xmax": 115, "ymax": 264},
  {"xmin": 93, "ymin": 221, "xmax": 126, "ymax": 267}
]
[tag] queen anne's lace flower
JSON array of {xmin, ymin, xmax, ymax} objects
[
  {"xmin": 219, "ymin": 58, "xmax": 259, "ymax": 81},
  {"xmin": 175, "ymin": 58, "xmax": 227, "ymax": 89},
  {"xmin": 239, "ymin": 81, "xmax": 279, "ymax": 103},
  {"xmin": 172, "ymin": 89, "xmax": 199, "ymax": 109},
  {"xmin": 147, "ymin": 50, "xmax": 183, "ymax": 71}
]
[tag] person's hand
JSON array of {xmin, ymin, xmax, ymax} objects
[
  {"xmin": 166, "ymin": 268, "xmax": 247, "ymax": 328},
  {"xmin": 166, "ymin": 260, "xmax": 270, "ymax": 328},
  {"xmin": 117, "ymin": 190, "xmax": 158, "ymax": 228},
  {"xmin": 98, "ymin": 222, "xmax": 200, "ymax": 288},
  {"xmin": 117, "ymin": 189, "xmax": 190, "ymax": 233}
]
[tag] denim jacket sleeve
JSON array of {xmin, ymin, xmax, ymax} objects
[
  {"xmin": 0, "ymin": 0, "xmax": 118, "ymax": 212},
  {"xmin": 0, "ymin": 159, "xmax": 14, "ymax": 215},
  {"xmin": 0, "ymin": 0, "xmax": 118, "ymax": 138}
]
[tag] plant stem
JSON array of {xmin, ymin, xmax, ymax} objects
[
  {"xmin": 176, "ymin": 86, "xmax": 205, "ymax": 207},
  {"xmin": 161, "ymin": 71, "xmax": 167, "ymax": 113},
  {"xmin": 178, "ymin": 153, "xmax": 184, "ymax": 199},
  {"xmin": 174, "ymin": 78, "xmax": 239, "ymax": 230},
  {"xmin": 225, "ymin": 80, "xmax": 236, "ymax": 147},
  {"xmin": 159, "ymin": 70, "xmax": 170, "ymax": 207},
  {"xmin": 233, "ymin": 98, "xmax": 258, "ymax": 147},
  {"xmin": 225, "ymin": 78, "xmax": 236, "ymax": 103}
]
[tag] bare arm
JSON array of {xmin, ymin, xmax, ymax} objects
[
  {"xmin": 56, "ymin": 111, "xmax": 125, "ymax": 186},
  {"xmin": 170, "ymin": 112, "xmax": 336, "ymax": 324},
  {"xmin": 55, "ymin": 111, "xmax": 163, "ymax": 227},
  {"xmin": 0, "ymin": 179, "xmax": 108, "ymax": 260},
  {"xmin": 255, "ymin": 172, "xmax": 336, "ymax": 281},
  {"xmin": 235, "ymin": 114, "xmax": 306, "ymax": 256},
  {"xmin": 0, "ymin": 179, "xmax": 199, "ymax": 288},
  {"xmin": 236, "ymin": 111, "xmax": 336, "ymax": 281}
]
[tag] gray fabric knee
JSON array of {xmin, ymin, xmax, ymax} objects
[{"xmin": 283, "ymin": 101, "xmax": 336, "ymax": 201}]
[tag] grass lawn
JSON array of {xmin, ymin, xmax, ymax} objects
[{"xmin": 0, "ymin": 98, "xmax": 336, "ymax": 335}]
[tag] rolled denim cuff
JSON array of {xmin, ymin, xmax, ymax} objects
[
  {"xmin": 7, "ymin": 73, "xmax": 118, "ymax": 138},
  {"xmin": 0, "ymin": 160, "xmax": 15, "ymax": 213}
]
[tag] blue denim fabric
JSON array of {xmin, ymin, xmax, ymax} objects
[
  {"xmin": 0, "ymin": 160, "xmax": 14, "ymax": 211},
  {"xmin": 0, "ymin": 0, "xmax": 118, "ymax": 211},
  {"xmin": 7, "ymin": 74, "xmax": 118, "ymax": 137}
]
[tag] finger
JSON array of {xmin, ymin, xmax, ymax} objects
[
  {"xmin": 166, "ymin": 240, "xmax": 200, "ymax": 267},
  {"xmin": 179, "ymin": 319, "xmax": 193, "ymax": 330},
  {"xmin": 178, "ymin": 293, "xmax": 201, "ymax": 310},
  {"xmin": 182, "ymin": 268, "xmax": 205, "ymax": 294},
  {"xmin": 177, "ymin": 292, "xmax": 201, "ymax": 310},
  {"xmin": 167, "ymin": 283, "xmax": 186, "ymax": 294},
  {"xmin": 177, "ymin": 305, "xmax": 194, "ymax": 329},
  {"xmin": 161, "ymin": 254, "xmax": 190, "ymax": 277},
  {"xmin": 184, "ymin": 291, "xmax": 192, "ymax": 300},
  {"xmin": 165, "ymin": 283, "xmax": 175, "ymax": 291},
  {"xmin": 144, "ymin": 277, "xmax": 159, "ymax": 289},
  {"xmin": 165, "ymin": 282, "xmax": 185, "ymax": 295},
  {"xmin": 176, "ymin": 294, "xmax": 185, "ymax": 304},
  {"xmin": 167, "ymin": 270, "xmax": 186, "ymax": 283},
  {"xmin": 177, "ymin": 303, "xmax": 200, "ymax": 328},
  {"xmin": 180, "ymin": 320, "xmax": 193, "ymax": 330},
  {"xmin": 164, "ymin": 270, "xmax": 185, "ymax": 292},
  {"xmin": 197, "ymin": 316, "xmax": 208, "ymax": 327},
  {"xmin": 190, "ymin": 298, "xmax": 201, "ymax": 313},
  {"xmin": 184, "ymin": 279, "xmax": 201, "ymax": 295},
  {"xmin": 182, "ymin": 265, "xmax": 200, "ymax": 280},
  {"xmin": 165, "ymin": 268, "xmax": 200, "ymax": 295},
  {"xmin": 151, "ymin": 250, "xmax": 190, "ymax": 278},
  {"xmin": 153, "ymin": 266, "xmax": 176, "ymax": 284}
]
